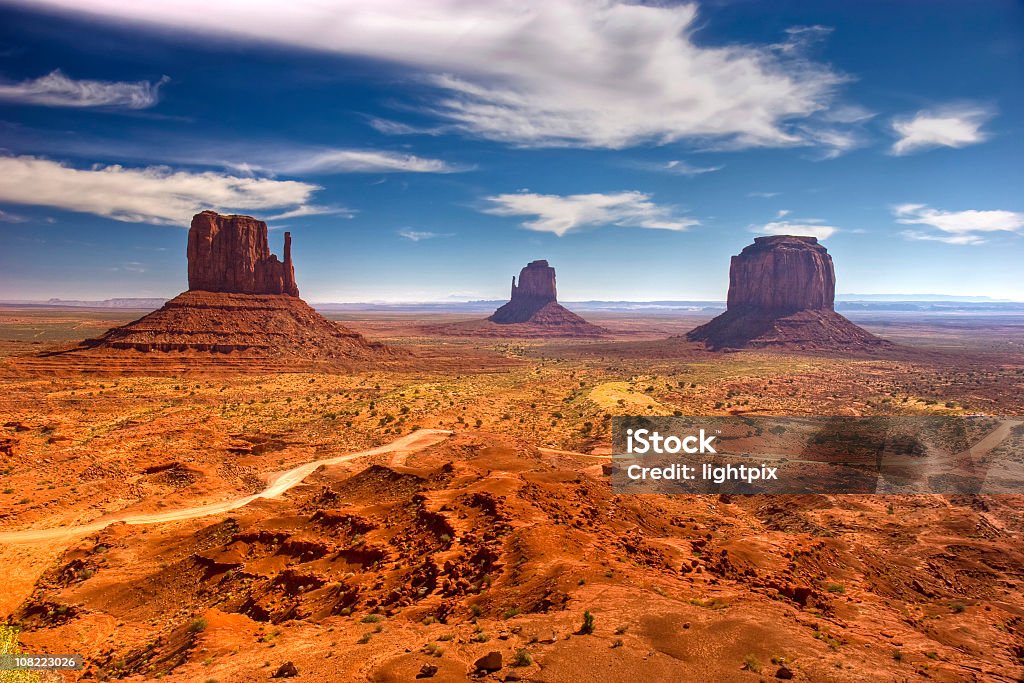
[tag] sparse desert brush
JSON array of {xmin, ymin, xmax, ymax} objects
[
  {"xmin": 360, "ymin": 614, "xmax": 383, "ymax": 623},
  {"xmin": 188, "ymin": 617, "xmax": 207, "ymax": 634},
  {"xmin": 512, "ymin": 648, "xmax": 533, "ymax": 666},
  {"xmin": 743, "ymin": 654, "xmax": 762, "ymax": 673},
  {"xmin": 580, "ymin": 610, "xmax": 595, "ymax": 635}
]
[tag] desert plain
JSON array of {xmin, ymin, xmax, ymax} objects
[{"xmin": 1, "ymin": 306, "xmax": 1023, "ymax": 682}]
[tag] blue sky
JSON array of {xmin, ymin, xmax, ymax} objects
[{"xmin": 0, "ymin": 0, "xmax": 1021, "ymax": 302}]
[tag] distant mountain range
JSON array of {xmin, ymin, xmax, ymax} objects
[
  {"xmin": 836, "ymin": 294, "xmax": 1012, "ymax": 302},
  {"xmin": 3, "ymin": 297, "xmax": 1022, "ymax": 314}
]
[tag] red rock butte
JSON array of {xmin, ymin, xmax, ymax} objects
[
  {"xmin": 187, "ymin": 210, "xmax": 299, "ymax": 297},
  {"xmin": 487, "ymin": 260, "xmax": 606, "ymax": 336},
  {"xmin": 687, "ymin": 236, "xmax": 889, "ymax": 350},
  {"xmin": 24, "ymin": 211, "xmax": 395, "ymax": 371}
]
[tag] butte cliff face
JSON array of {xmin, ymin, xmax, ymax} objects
[
  {"xmin": 489, "ymin": 260, "xmax": 558, "ymax": 324},
  {"xmin": 687, "ymin": 236, "xmax": 888, "ymax": 350},
  {"xmin": 727, "ymin": 236, "xmax": 835, "ymax": 312},
  {"xmin": 485, "ymin": 260, "xmax": 606, "ymax": 336},
  {"xmin": 68, "ymin": 211, "xmax": 393, "ymax": 368},
  {"xmin": 187, "ymin": 210, "xmax": 299, "ymax": 296}
]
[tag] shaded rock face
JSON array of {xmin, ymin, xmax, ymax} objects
[
  {"xmin": 688, "ymin": 236, "xmax": 888, "ymax": 351},
  {"xmin": 490, "ymin": 260, "xmax": 560, "ymax": 324},
  {"xmin": 511, "ymin": 259, "xmax": 557, "ymax": 304},
  {"xmin": 727, "ymin": 236, "xmax": 835, "ymax": 312},
  {"xmin": 55, "ymin": 210, "xmax": 397, "ymax": 367},
  {"xmin": 187, "ymin": 211, "xmax": 298, "ymax": 296},
  {"xmin": 485, "ymin": 260, "xmax": 605, "ymax": 336}
]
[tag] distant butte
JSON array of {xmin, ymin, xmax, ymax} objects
[
  {"xmin": 686, "ymin": 235, "xmax": 890, "ymax": 350},
  {"xmin": 56, "ymin": 211, "xmax": 395, "ymax": 367},
  {"xmin": 486, "ymin": 260, "xmax": 607, "ymax": 336}
]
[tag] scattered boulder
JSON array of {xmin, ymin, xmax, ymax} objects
[
  {"xmin": 474, "ymin": 651, "xmax": 503, "ymax": 672},
  {"xmin": 416, "ymin": 663, "xmax": 439, "ymax": 678},
  {"xmin": 272, "ymin": 661, "xmax": 298, "ymax": 678}
]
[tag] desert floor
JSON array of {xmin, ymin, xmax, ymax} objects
[{"xmin": 1, "ymin": 307, "xmax": 1023, "ymax": 682}]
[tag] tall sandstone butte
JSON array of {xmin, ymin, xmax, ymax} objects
[
  {"xmin": 70, "ymin": 210, "xmax": 391, "ymax": 366},
  {"xmin": 486, "ymin": 260, "xmax": 606, "ymax": 335},
  {"xmin": 687, "ymin": 235, "xmax": 888, "ymax": 350},
  {"xmin": 187, "ymin": 210, "xmax": 299, "ymax": 296},
  {"xmin": 489, "ymin": 260, "xmax": 558, "ymax": 324},
  {"xmin": 727, "ymin": 236, "xmax": 835, "ymax": 312}
]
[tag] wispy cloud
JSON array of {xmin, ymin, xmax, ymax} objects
[
  {"xmin": 267, "ymin": 205, "xmax": 352, "ymax": 220},
  {"xmin": 0, "ymin": 155, "xmax": 322, "ymax": 226},
  {"xmin": 0, "ymin": 208, "xmax": 27, "ymax": 223},
  {"xmin": 398, "ymin": 229, "xmax": 453, "ymax": 241},
  {"xmin": 23, "ymin": 0, "xmax": 856, "ymax": 153},
  {"xmin": 482, "ymin": 190, "xmax": 697, "ymax": 237},
  {"xmin": 751, "ymin": 216, "xmax": 838, "ymax": 240},
  {"xmin": 277, "ymin": 149, "xmax": 470, "ymax": 174},
  {"xmin": 0, "ymin": 69, "xmax": 168, "ymax": 109},
  {"xmin": 626, "ymin": 159, "xmax": 723, "ymax": 176},
  {"xmin": 748, "ymin": 191, "xmax": 780, "ymax": 199},
  {"xmin": 890, "ymin": 104, "xmax": 994, "ymax": 155},
  {"xmin": 894, "ymin": 203, "xmax": 1023, "ymax": 245}
]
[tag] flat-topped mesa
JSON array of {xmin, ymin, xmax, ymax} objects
[
  {"xmin": 728, "ymin": 235, "xmax": 835, "ymax": 312},
  {"xmin": 687, "ymin": 235, "xmax": 889, "ymax": 351},
  {"xmin": 187, "ymin": 210, "xmax": 298, "ymax": 296}
]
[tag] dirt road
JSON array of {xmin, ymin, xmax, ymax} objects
[{"xmin": 0, "ymin": 428, "xmax": 452, "ymax": 545}]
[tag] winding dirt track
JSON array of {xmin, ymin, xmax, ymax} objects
[{"xmin": 0, "ymin": 429, "xmax": 452, "ymax": 545}]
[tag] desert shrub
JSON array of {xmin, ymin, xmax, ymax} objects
[{"xmin": 580, "ymin": 610, "xmax": 595, "ymax": 635}]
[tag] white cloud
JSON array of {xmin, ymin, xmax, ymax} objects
[
  {"xmin": 0, "ymin": 155, "xmax": 322, "ymax": 225},
  {"xmin": 267, "ymin": 205, "xmax": 352, "ymax": 220},
  {"xmin": 751, "ymin": 218, "xmax": 838, "ymax": 240},
  {"xmin": 890, "ymin": 104, "xmax": 994, "ymax": 155},
  {"xmin": 398, "ymin": 229, "xmax": 453, "ymax": 241},
  {"xmin": 19, "ymin": 0, "xmax": 852, "ymax": 151},
  {"xmin": 748, "ymin": 191, "xmax": 780, "ymax": 199},
  {"xmin": 278, "ymin": 149, "xmax": 469, "ymax": 174},
  {"xmin": 894, "ymin": 203, "xmax": 1023, "ymax": 244},
  {"xmin": 0, "ymin": 69, "xmax": 168, "ymax": 109},
  {"xmin": 628, "ymin": 159, "xmax": 723, "ymax": 176},
  {"xmin": 482, "ymin": 190, "xmax": 697, "ymax": 237},
  {"xmin": 0, "ymin": 208, "xmax": 27, "ymax": 223},
  {"xmin": 900, "ymin": 230, "xmax": 985, "ymax": 246}
]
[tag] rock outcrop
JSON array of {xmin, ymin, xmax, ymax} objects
[
  {"xmin": 485, "ymin": 260, "xmax": 606, "ymax": 336},
  {"xmin": 687, "ymin": 236, "xmax": 889, "ymax": 350},
  {"xmin": 726, "ymin": 236, "xmax": 835, "ymax": 312},
  {"xmin": 489, "ymin": 260, "xmax": 558, "ymax": 324},
  {"xmin": 187, "ymin": 211, "xmax": 298, "ymax": 296},
  {"xmin": 52, "ymin": 210, "xmax": 395, "ymax": 368}
]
